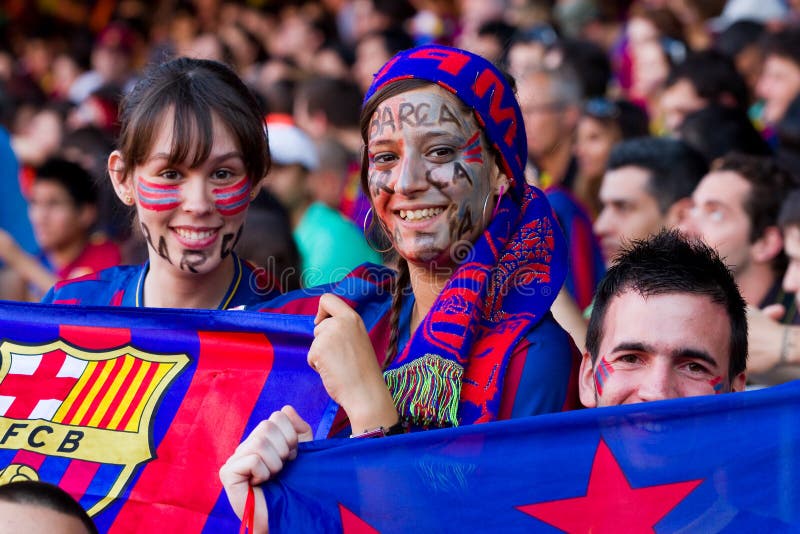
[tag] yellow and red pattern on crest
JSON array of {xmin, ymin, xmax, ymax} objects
[{"xmin": 0, "ymin": 339, "xmax": 189, "ymax": 516}]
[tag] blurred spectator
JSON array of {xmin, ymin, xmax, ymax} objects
[
  {"xmin": 754, "ymin": 28, "xmax": 800, "ymax": 131},
  {"xmin": 574, "ymin": 97, "xmax": 649, "ymax": 216},
  {"xmin": 236, "ymin": 190, "xmax": 302, "ymax": 293},
  {"xmin": 546, "ymin": 37, "xmax": 612, "ymax": 99},
  {"xmin": 353, "ymin": 28, "xmax": 415, "ymax": 93},
  {"xmin": 0, "ymin": 157, "xmax": 121, "ymax": 299},
  {"xmin": 714, "ymin": 20, "xmax": 766, "ymax": 97},
  {"xmin": 293, "ymin": 76, "xmax": 369, "ymax": 228},
  {"xmin": 659, "ymin": 49, "xmax": 750, "ymax": 135},
  {"xmin": 678, "ymin": 104, "xmax": 771, "ymax": 164},
  {"xmin": 506, "ymin": 24, "xmax": 556, "ymax": 81},
  {"xmin": 265, "ymin": 118, "xmax": 379, "ymax": 287},
  {"xmin": 68, "ymin": 21, "xmax": 139, "ymax": 104},
  {"xmin": 679, "ymin": 153, "xmax": 798, "ymax": 323},
  {"xmin": 465, "ymin": 20, "xmax": 516, "ymax": 67},
  {"xmin": 595, "ymin": 137, "xmax": 706, "ymax": 266},
  {"xmin": 518, "ymin": 64, "xmax": 605, "ymax": 310}
]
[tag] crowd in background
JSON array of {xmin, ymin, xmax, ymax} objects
[{"xmin": 3, "ymin": 0, "xmax": 800, "ymax": 380}]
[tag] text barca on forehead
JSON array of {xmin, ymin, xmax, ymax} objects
[{"xmin": 369, "ymin": 99, "xmax": 466, "ymax": 140}]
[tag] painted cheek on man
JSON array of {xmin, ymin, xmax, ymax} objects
[
  {"xmin": 708, "ymin": 375, "xmax": 726, "ymax": 394},
  {"xmin": 593, "ymin": 356, "xmax": 615, "ymax": 396}
]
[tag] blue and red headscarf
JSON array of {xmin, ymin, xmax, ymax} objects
[{"xmin": 364, "ymin": 45, "xmax": 569, "ymax": 427}]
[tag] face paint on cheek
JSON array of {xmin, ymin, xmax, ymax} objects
[
  {"xmin": 368, "ymin": 169, "xmax": 394, "ymax": 197},
  {"xmin": 425, "ymin": 168, "xmax": 451, "ymax": 190},
  {"xmin": 220, "ymin": 224, "xmax": 243, "ymax": 259},
  {"xmin": 140, "ymin": 222, "xmax": 172, "ymax": 264},
  {"xmin": 594, "ymin": 356, "xmax": 615, "ymax": 396},
  {"xmin": 459, "ymin": 131, "xmax": 483, "ymax": 165},
  {"xmin": 136, "ymin": 176, "xmax": 181, "ymax": 211},
  {"xmin": 212, "ymin": 177, "xmax": 251, "ymax": 216},
  {"xmin": 708, "ymin": 376, "xmax": 725, "ymax": 394}
]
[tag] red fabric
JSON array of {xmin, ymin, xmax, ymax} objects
[{"xmin": 56, "ymin": 238, "xmax": 122, "ymax": 281}]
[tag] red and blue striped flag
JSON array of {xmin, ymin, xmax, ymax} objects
[{"xmin": 0, "ymin": 301, "xmax": 333, "ymax": 533}]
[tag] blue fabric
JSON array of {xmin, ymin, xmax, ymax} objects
[
  {"xmin": 264, "ymin": 382, "xmax": 800, "ymax": 532},
  {"xmin": 41, "ymin": 253, "xmax": 278, "ymax": 308},
  {"xmin": 0, "ymin": 127, "xmax": 36, "ymax": 254}
]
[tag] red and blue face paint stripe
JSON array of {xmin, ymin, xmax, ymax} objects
[
  {"xmin": 136, "ymin": 177, "xmax": 181, "ymax": 211},
  {"xmin": 709, "ymin": 376, "xmax": 725, "ymax": 394},
  {"xmin": 460, "ymin": 131, "xmax": 483, "ymax": 165},
  {"xmin": 594, "ymin": 356, "xmax": 614, "ymax": 396},
  {"xmin": 212, "ymin": 178, "xmax": 251, "ymax": 216}
]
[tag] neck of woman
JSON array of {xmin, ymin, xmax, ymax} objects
[
  {"xmin": 143, "ymin": 254, "xmax": 236, "ymax": 309},
  {"xmin": 407, "ymin": 261, "xmax": 453, "ymax": 331}
]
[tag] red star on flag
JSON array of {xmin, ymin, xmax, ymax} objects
[{"xmin": 517, "ymin": 439, "xmax": 702, "ymax": 533}]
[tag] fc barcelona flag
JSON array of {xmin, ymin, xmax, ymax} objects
[
  {"xmin": 0, "ymin": 301, "xmax": 333, "ymax": 533},
  {"xmin": 265, "ymin": 381, "xmax": 800, "ymax": 532}
]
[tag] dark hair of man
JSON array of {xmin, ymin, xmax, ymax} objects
[
  {"xmin": 761, "ymin": 27, "xmax": 800, "ymax": 69},
  {"xmin": 606, "ymin": 137, "xmax": 708, "ymax": 214},
  {"xmin": 678, "ymin": 104, "xmax": 771, "ymax": 164},
  {"xmin": 715, "ymin": 20, "xmax": 765, "ymax": 59},
  {"xmin": 713, "ymin": 152, "xmax": 797, "ymax": 245},
  {"xmin": 117, "ymin": 57, "xmax": 269, "ymax": 187},
  {"xmin": 664, "ymin": 49, "xmax": 750, "ymax": 111},
  {"xmin": 554, "ymin": 38, "xmax": 612, "ymax": 99},
  {"xmin": 779, "ymin": 188, "xmax": 800, "ymax": 228},
  {"xmin": 35, "ymin": 157, "xmax": 97, "ymax": 207},
  {"xmin": 0, "ymin": 480, "xmax": 98, "ymax": 534},
  {"xmin": 297, "ymin": 76, "xmax": 362, "ymax": 129},
  {"xmin": 477, "ymin": 20, "xmax": 517, "ymax": 66},
  {"xmin": 586, "ymin": 229, "xmax": 747, "ymax": 383}
]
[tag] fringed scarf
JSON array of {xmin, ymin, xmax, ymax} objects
[{"xmin": 365, "ymin": 45, "xmax": 568, "ymax": 427}]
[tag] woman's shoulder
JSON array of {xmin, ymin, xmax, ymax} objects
[{"xmin": 41, "ymin": 265, "xmax": 142, "ymax": 306}]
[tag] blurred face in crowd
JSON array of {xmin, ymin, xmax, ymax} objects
[
  {"xmin": 782, "ymin": 225, "xmax": 800, "ymax": 301},
  {"xmin": 575, "ymin": 116, "xmax": 620, "ymax": 181},
  {"xmin": 28, "ymin": 180, "xmax": 92, "ymax": 253},
  {"xmin": 631, "ymin": 40, "xmax": 670, "ymax": 103},
  {"xmin": 366, "ymin": 85, "xmax": 504, "ymax": 267},
  {"xmin": 354, "ymin": 34, "xmax": 392, "ymax": 94},
  {"xmin": 507, "ymin": 41, "xmax": 545, "ymax": 81},
  {"xmin": 678, "ymin": 171, "xmax": 753, "ymax": 276},
  {"xmin": 579, "ymin": 290, "xmax": 745, "ymax": 407},
  {"xmin": 757, "ymin": 54, "xmax": 800, "ymax": 124},
  {"xmin": 660, "ymin": 78, "xmax": 707, "ymax": 134},
  {"xmin": 517, "ymin": 72, "xmax": 573, "ymax": 162},
  {"xmin": 594, "ymin": 166, "xmax": 666, "ymax": 265}
]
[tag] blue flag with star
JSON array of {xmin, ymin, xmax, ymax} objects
[{"xmin": 264, "ymin": 381, "xmax": 800, "ymax": 532}]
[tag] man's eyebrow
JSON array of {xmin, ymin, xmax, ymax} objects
[{"xmin": 610, "ymin": 341, "xmax": 651, "ymax": 354}]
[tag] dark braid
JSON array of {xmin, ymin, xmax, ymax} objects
[{"xmin": 384, "ymin": 258, "xmax": 410, "ymax": 368}]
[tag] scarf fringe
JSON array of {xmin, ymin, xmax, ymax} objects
[{"xmin": 384, "ymin": 353, "xmax": 463, "ymax": 428}]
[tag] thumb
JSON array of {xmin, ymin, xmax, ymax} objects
[
  {"xmin": 762, "ymin": 304, "xmax": 786, "ymax": 321},
  {"xmin": 281, "ymin": 405, "xmax": 314, "ymax": 441}
]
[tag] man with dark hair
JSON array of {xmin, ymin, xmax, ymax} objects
[
  {"xmin": 594, "ymin": 137, "xmax": 707, "ymax": 266},
  {"xmin": 580, "ymin": 230, "xmax": 747, "ymax": 407},
  {"xmin": 659, "ymin": 49, "xmax": 750, "ymax": 134},
  {"xmin": 0, "ymin": 157, "xmax": 120, "ymax": 298},
  {"xmin": 0, "ymin": 480, "xmax": 98, "ymax": 534},
  {"xmin": 679, "ymin": 153, "xmax": 798, "ymax": 324}
]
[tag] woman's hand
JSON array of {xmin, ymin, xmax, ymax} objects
[
  {"xmin": 310, "ymin": 293, "xmax": 399, "ymax": 434},
  {"xmin": 219, "ymin": 405, "xmax": 313, "ymax": 533}
]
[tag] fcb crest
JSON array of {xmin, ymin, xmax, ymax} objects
[{"xmin": 0, "ymin": 339, "xmax": 189, "ymax": 516}]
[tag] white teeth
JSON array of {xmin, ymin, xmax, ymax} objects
[
  {"xmin": 399, "ymin": 207, "xmax": 444, "ymax": 221},
  {"xmin": 175, "ymin": 228, "xmax": 216, "ymax": 240}
]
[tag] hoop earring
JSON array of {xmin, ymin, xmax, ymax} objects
[
  {"xmin": 363, "ymin": 207, "xmax": 394, "ymax": 254},
  {"xmin": 481, "ymin": 190, "xmax": 493, "ymax": 225}
]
